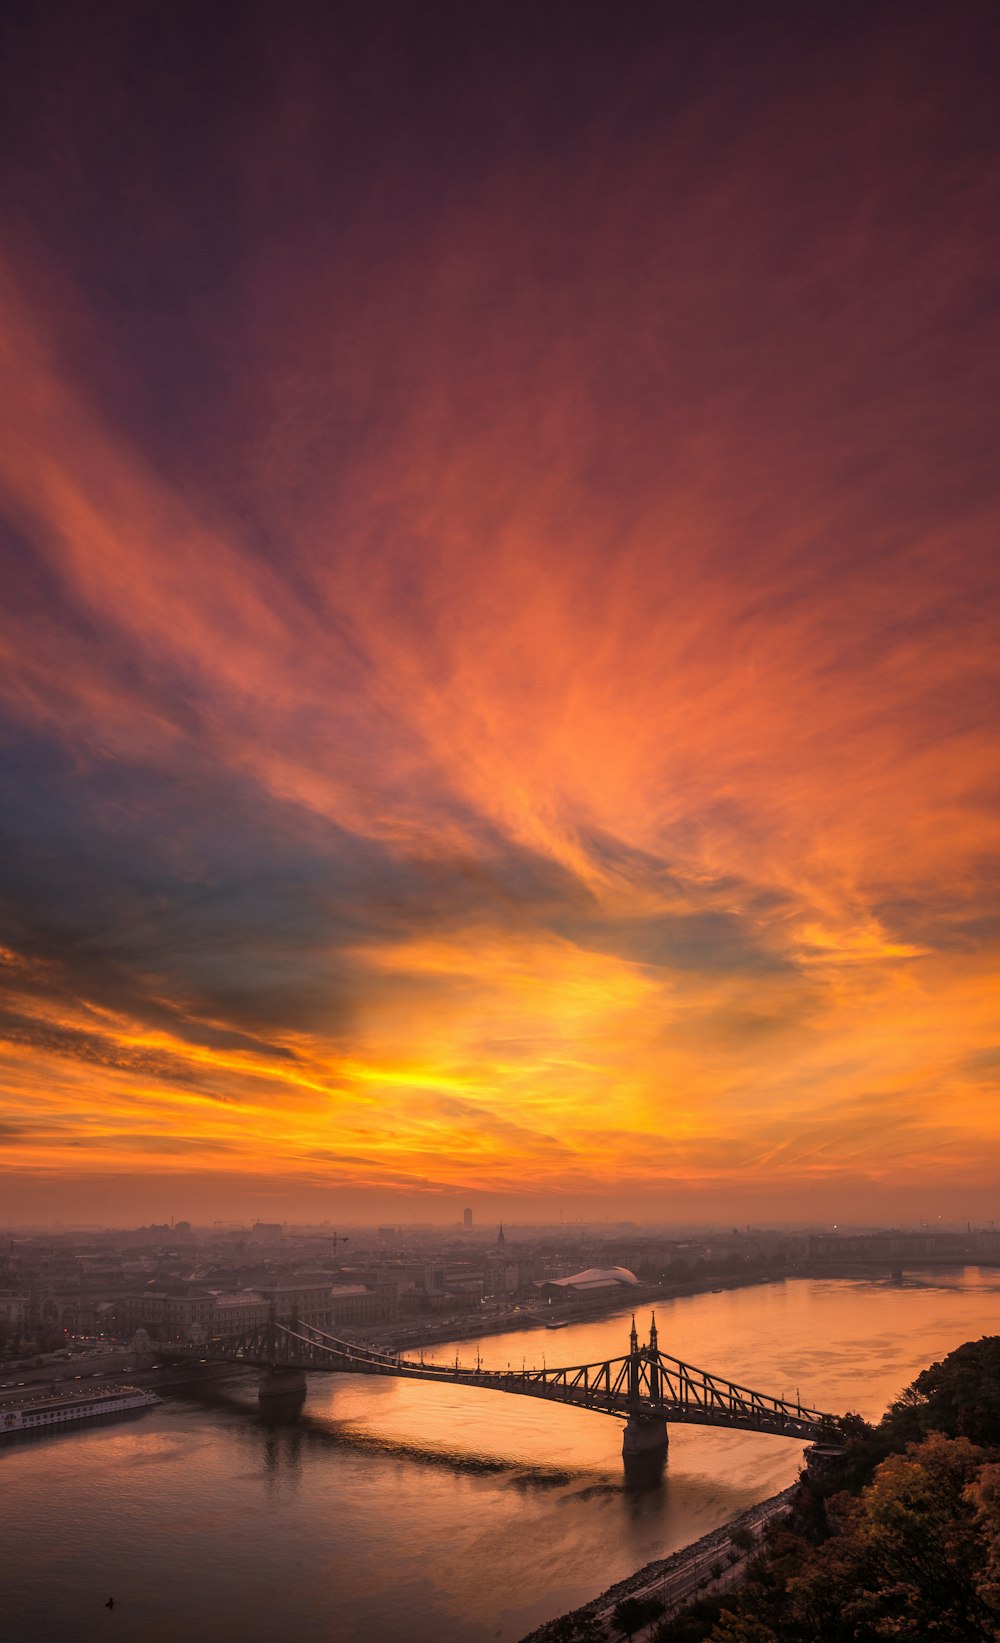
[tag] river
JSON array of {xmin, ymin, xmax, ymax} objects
[{"xmin": 3, "ymin": 1269, "xmax": 1000, "ymax": 1643}]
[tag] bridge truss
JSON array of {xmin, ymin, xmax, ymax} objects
[{"xmin": 172, "ymin": 1314, "xmax": 842, "ymax": 1442}]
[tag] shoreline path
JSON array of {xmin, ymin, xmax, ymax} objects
[{"xmin": 519, "ymin": 1482, "xmax": 798, "ymax": 1641}]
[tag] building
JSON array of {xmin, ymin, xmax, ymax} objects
[
  {"xmin": 261, "ymin": 1278, "xmax": 396, "ymax": 1330},
  {"xmin": 463, "ymin": 1207, "xmax": 473, "ymax": 1231},
  {"xmin": 533, "ymin": 1267, "xmax": 640, "ymax": 1305},
  {"xmin": 261, "ymin": 1279, "xmax": 343, "ymax": 1326},
  {"xmin": 807, "ymin": 1233, "xmax": 979, "ymax": 1264},
  {"xmin": 0, "ymin": 1292, "xmax": 28, "ymax": 1332},
  {"xmin": 118, "ymin": 1283, "xmax": 218, "ymax": 1342},
  {"xmin": 213, "ymin": 1291, "xmax": 271, "ymax": 1334},
  {"xmin": 485, "ymin": 1254, "xmax": 520, "ymax": 1296},
  {"xmin": 327, "ymin": 1285, "xmax": 387, "ymax": 1327}
]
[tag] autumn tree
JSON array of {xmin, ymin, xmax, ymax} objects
[
  {"xmin": 753, "ymin": 1435, "xmax": 994, "ymax": 1641},
  {"xmin": 883, "ymin": 1335, "xmax": 1000, "ymax": 1449}
]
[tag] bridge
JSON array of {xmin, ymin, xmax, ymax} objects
[{"xmin": 167, "ymin": 1314, "xmax": 844, "ymax": 1469}]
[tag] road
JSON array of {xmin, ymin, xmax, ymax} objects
[{"xmin": 589, "ymin": 1485, "xmax": 797, "ymax": 1635}]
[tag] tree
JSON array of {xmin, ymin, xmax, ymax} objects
[
  {"xmin": 653, "ymin": 1593, "xmax": 731, "ymax": 1643},
  {"xmin": 882, "ymin": 1335, "xmax": 1000, "ymax": 1449},
  {"xmin": 708, "ymin": 1613, "xmax": 781, "ymax": 1643},
  {"xmin": 787, "ymin": 1434, "xmax": 995, "ymax": 1642},
  {"xmin": 638, "ymin": 1597, "xmax": 666, "ymax": 1633},
  {"xmin": 544, "ymin": 1614, "xmax": 604, "ymax": 1642},
  {"xmin": 613, "ymin": 1596, "xmax": 665, "ymax": 1639},
  {"xmin": 963, "ymin": 1459, "xmax": 1000, "ymax": 1619}
]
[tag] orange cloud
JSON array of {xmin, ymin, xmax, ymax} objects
[{"xmin": 1, "ymin": 3, "xmax": 999, "ymax": 1221}]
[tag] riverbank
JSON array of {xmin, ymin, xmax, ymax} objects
[
  {"xmin": 0, "ymin": 1269, "xmax": 791, "ymax": 1406},
  {"xmin": 519, "ymin": 1482, "xmax": 799, "ymax": 1642},
  {"xmin": 363, "ymin": 1270, "xmax": 781, "ymax": 1355},
  {"xmin": 0, "ymin": 1272, "xmax": 783, "ymax": 1389},
  {"xmin": 9, "ymin": 1273, "xmax": 998, "ymax": 1643}
]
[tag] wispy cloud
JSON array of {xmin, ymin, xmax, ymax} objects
[{"xmin": 1, "ymin": 1, "xmax": 998, "ymax": 1217}]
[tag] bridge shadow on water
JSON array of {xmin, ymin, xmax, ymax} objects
[
  {"xmin": 160, "ymin": 1373, "xmax": 775, "ymax": 1550},
  {"xmin": 170, "ymin": 1377, "xmax": 594, "ymax": 1491},
  {"xmin": 163, "ymin": 1375, "xmax": 760, "ymax": 1525}
]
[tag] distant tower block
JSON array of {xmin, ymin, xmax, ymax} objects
[{"xmin": 463, "ymin": 1207, "xmax": 473, "ymax": 1231}]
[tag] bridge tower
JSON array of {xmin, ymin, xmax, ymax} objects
[
  {"xmin": 647, "ymin": 1313, "xmax": 662, "ymax": 1402},
  {"xmin": 627, "ymin": 1315, "xmax": 640, "ymax": 1403},
  {"xmin": 621, "ymin": 1314, "xmax": 668, "ymax": 1479}
]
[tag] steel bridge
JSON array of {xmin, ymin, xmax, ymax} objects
[{"xmin": 168, "ymin": 1314, "xmax": 842, "ymax": 1447}]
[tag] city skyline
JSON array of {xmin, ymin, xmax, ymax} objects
[{"xmin": 2, "ymin": 1, "xmax": 999, "ymax": 1227}]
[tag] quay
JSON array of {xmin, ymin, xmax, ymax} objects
[{"xmin": 519, "ymin": 1483, "xmax": 799, "ymax": 1641}]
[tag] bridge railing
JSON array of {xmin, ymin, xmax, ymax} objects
[
  {"xmin": 648, "ymin": 1351, "xmax": 833, "ymax": 1427},
  {"xmin": 187, "ymin": 1318, "xmax": 842, "ymax": 1436}
]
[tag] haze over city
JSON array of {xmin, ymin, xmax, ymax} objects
[{"xmin": 2, "ymin": 0, "xmax": 998, "ymax": 1233}]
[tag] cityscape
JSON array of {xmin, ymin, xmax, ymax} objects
[
  {"xmin": 7, "ymin": 1217, "xmax": 1000, "ymax": 1361},
  {"xmin": 6, "ymin": 1217, "xmax": 1000, "ymax": 1637},
  {"xmin": 3, "ymin": 0, "xmax": 999, "ymax": 1640}
]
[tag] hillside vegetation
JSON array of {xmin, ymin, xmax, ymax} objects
[{"xmin": 657, "ymin": 1336, "xmax": 1000, "ymax": 1643}]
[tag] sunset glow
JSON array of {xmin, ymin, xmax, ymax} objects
[{"xmin": 2, "ymin": 1, "xmax": 998, "ymax": 1223}]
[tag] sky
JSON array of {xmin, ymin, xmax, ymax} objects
[{"xmin": 1, "ymin": 0, "xmax": 998, "ymax": 1227}]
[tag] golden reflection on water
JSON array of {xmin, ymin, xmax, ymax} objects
[
  {"xmin": 317, "ymin": 1271, "xmax": 999, "ymax": 1475},
  {"xmin": 3, "ymin": 1272, "xmax": 1000, "ymax": 1643}
]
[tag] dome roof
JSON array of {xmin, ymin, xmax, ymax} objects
[{"xmin": 544, "ymin": 1266, "xmax": 639, "ymax": 1289}]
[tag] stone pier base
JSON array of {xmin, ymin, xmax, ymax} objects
[
  {"xmin": 622, "ymin": 1415, "xmax": 668, "ymax": 1484},
  {"xmin": 258, "ymin": 1367, "xmax": 307, "ymax": 1404}
]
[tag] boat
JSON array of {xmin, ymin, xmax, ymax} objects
[
  {"xmin": 545, "ymin": 1320, "xmax": 569, "ymax": 1330},
  {"xmin": 0, "ymin": 1385, "xmax": 159, "ymax": 1437}
]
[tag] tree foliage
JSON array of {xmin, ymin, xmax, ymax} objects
[
  {"xmin": 614, "ymin": 1596, "xmax": 666, "ymax": 1638},
  {"xmin": 664, "ymin": 1434, "xmax": 1000, "ymax": 1642},
  {"xmin": 543, "ymin": 1614, "xmax": 604, "ymax": 1642},
  {"xmin": 648, "ymin": 1339, "xmax": 1000, "ymax": 1642},
  {"xmin": 882, "ymin": 1335, "xmax": 1000, "ymax": 1449}
]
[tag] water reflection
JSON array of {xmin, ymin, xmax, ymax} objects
[
  {"xmin": 176, "ymin": 1377, "xmax": 616, "ymax": 1489},
  {"xmin": 261, "ymin": 1428, "xmax": 304, "ymax": 1498},
  {"xmin": 4, "ymin": 1271, "xmax": 1000, "ymax": 1643}
]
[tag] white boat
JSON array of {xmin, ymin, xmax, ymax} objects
[{"xmin": 0, "ymin": 1385, "xmax": 159, "ymax": 1437}]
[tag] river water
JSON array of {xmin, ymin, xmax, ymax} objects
[{"xmin": 3, "ymin": 1269, "xmax": 1000, "ymax": 1643}]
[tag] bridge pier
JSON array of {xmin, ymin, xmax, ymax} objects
[
  {"xmin": 622, "ymin": 1414, "xmax": 668, "ymax": 1484},
  {"xmin": 258, "ymin": 1367, "xmax": 307, "ymax": 1406}
]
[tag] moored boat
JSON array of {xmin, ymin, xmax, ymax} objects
[{"xmin": 1, "ymin": 1385, "xmax": 159, "ymax": 1437}]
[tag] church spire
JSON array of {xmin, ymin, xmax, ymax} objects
[{"xmin": 497, "ymin": 1221, "xmax": 506, "ymax": 1247}]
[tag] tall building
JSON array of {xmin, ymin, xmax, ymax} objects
[{"xmin": 463, "ymin": 1207, "xmax": 473, "ymax": 1231}]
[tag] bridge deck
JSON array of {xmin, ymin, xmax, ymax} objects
[{"xmin": 165, "ymin": 1315, "xmax": 843, "ymax": 1443}]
